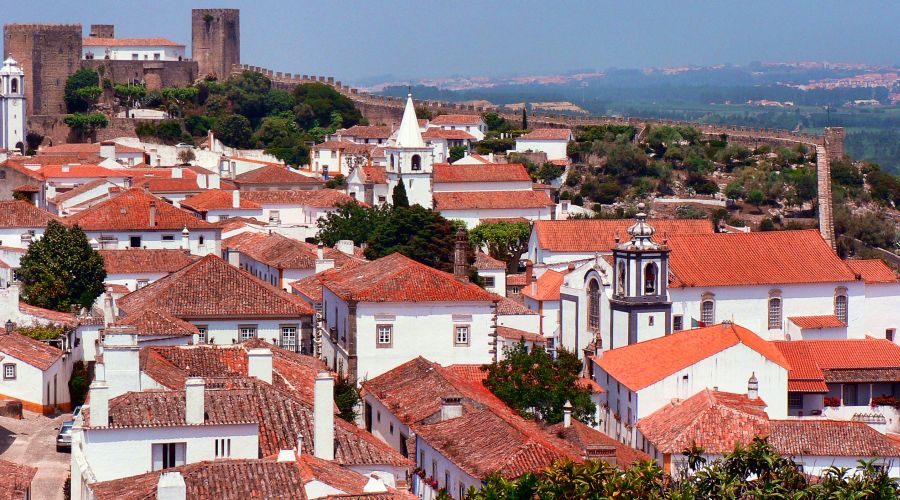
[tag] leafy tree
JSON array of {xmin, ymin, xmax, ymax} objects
[
  {"xmin": 63, "ymin": 113, "xmax": 109, "ymax": 142},
  {"xmin": 64, "ymin": 69, "xmax": 100, "ymax": 113},
  {"xmin": 213, "ymin": 114, "xmax": 253, "ymax": 148},
  {"xmin": 226, "ymin": 71, "xmax": 273, "ymax": 124},
  {"xmin": 868, "ymin": 169, "xmax": 900, "ymax": 206},
  {"xmin": 292, "ymin": 82, "xmax": 362, "ymax": 129},
  {"xmin": 324, "ymin": 174, "xmax": 347, "ymax": 189},
  {"xmin": 686, "ymin": 172, "xmax": 718, "ymax": 195},
  {"xmin": 522, "ymin": 107, "xmax": 528, "ymax": 130},
  {"xmin": 160, "ymin": 86, "xmax": 199, "ymax": 117},
  {"xmin": 177, "ymin": 149, "xmax": 196, "ymax": 164},
  {"xmin": 114, "ymin": 84, "xmax": 147, "ymax": 116},
  {"xmin": 482, "ymin": 112, "xmax": 513, "ymax": 132},
  {"xmin": 536, "ymin": 162, "xmax": 565, "ymax": 183},
  {"xmin": 18, "ymin": 221, "xmax": 106, "ymax": 312},
  {"xmin": 334, "ymin": 373, "xmax": 360, "ymax": 423},
  {"xmin": 317, "ymin": 202, "xmax": 388, "ymax": 247},
  {"xmin": 69, "ymin": 361, "xmax": 90, "ymax": 407},
  {"xmin": 184, "ymin": 115, "xmax": 214, "ymax": 137},
  {"xmin": 392, "ymin": 180, "xmax": 410, "ymax": 207},
  {"xmin": 469, "ymin": 221, "xmax": 531, "ymax": 272},
  {"xmin": 365, "ymin": 205, "xmax": 462, "ymax": 273},
  {"xmin": 15, "ymin": 324, "xmax": 68, "ymax": 341},
  {"xmin": 74, "ymin": 86, "xmax": 102, "ymax": 110},
  {"xmin": 449, "ymin": 145, "xmax": 467, "ymax": 163},
  {"xmin": 482, "ymin": 341, "xmax": 595, "ymax": 425},
  {"xmin": 748, "ymin": 190, "xmax": 765, "ymax": 212},
  {"xmin": 725, "ymin": 181, "xmax": 745, "ymax": 201}
]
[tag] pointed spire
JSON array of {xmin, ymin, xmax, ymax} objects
[{"xmin": 395, "ymin": 92, "xmax": 425, "ymax": 148}]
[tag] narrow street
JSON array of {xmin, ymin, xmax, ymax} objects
[{"xmin": 0, "ymin": 411, "xmax": 72, "ymax": 500}]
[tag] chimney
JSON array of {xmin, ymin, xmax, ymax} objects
[
  {"xmin": 184, "ymin": 377, "xmax": 205, "ymax": 425},
  {"xmin": 584, "ymin": 444, "xmax": 617, "ymax": 466},
  {"xmin": 89, "ymin": 380, "xmax": 109, "ymax": 427},
  {"xmin": 524, "ymin": 260, "xmax": 534, "ymax": 285},
  {"xmin": 232, "ymin": 190, "xmax": 240, "ymax": 209},
  {"xmin": 208, "ymin": 173, "xmax": 221, "ymax": 190},
  {"xmin": 315, "ymin": 242, "xmax": 335, "ymax": 273},
  {"xmin": 172, "ymin": 166, "xmax": 183, "ymax": 179},
  {"xmin": 99, "ymin": 141, "xmax": 115, "ymax": 160},
  {"xmin": 149, "ymin": 201, "xmax": 157, "ymax": 227},
  {"xmin": 196, "ymin": 173, "xmax": 207, "ymax": 189},
  {"xmin": 314, "ymin": 371, "xmax": 334, "ymax": 460},
  {"xmin": 102, "ymin": 292, "xmax": 114, "ymax": 326},
  {"xmin": 453, "ymin": 228, "xmax": 468, "ymax": 280},
  {"xmin": 181, "ymin": 227, "xmax": 190, "ymax": 250},
  {"xmin": 335, "ymin": 240, "xmax": 354, "ymax": 256},
  {"xmin": 748, "ymin": 372, "xmax": 759, "ymax": 400},
  {"xmin": 62, "ymin": 164, "xmax": 70, "ymax": 173},
  {"xmin": 440, "ymin": 396, "xmax": 463, "ymax": 421},
  {"xmin": 247, "ymin": 348, "xmax": 273, "ymax": 384},
  {"xmin": 563, "ymin": 400, "xmax": 573, "ymax": 428},
  {"xmin": 156, "ymin": 471, "xmax": 187, "ymax": 500},
  {"xmin": 317, "ymin": 242, "xmax": 324, "ymax": 260}
]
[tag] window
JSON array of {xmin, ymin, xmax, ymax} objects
[
  {"xmin": 445, "ymin": 471, "xmax": 450, "ymax": 489},
  {"xmin": 768, "ymin": 297, "xmax": 782, "ymax": 330},
  {"xmin": 459, "ymin": 483, "xmax": 465, "ymax": 499},
  {"xmin": 269, "ymin": 210, "xmax": 280, "ymax": 223},
  {"xmin": 673, "ymin": 315, "xmax": 683, "ymax": 331},
  {"xmin": 432, "ymin": 460, "xmax": 437, "ymax": 480},
  {"xmin": 0, "ymin": 171, "xmax": 5, "ymax": 179},
  {"xmin": 482, "ymin": 276, "xmax": 495, "ymax": 287},
  {"xmin": 162, "ymin": 234, "xmax": 174, "ymax": 242},
  {"xmin": 701, "ymin": 300, "xmax": 715, "ymax": 326},
  {"xmin": 330, "ymin": 151, "xmax": 337, "ymax": 159},
  {"xmin": 215, "ymin": 438, "xmax": 231, "ymax": 458},
  {"xmin": 153, "ymin": 53, "xmax": 161, "ymax": 60},
  {"xmin": 454, "ymin": 325, "xmax": 470, "ymax": 346},
  {"xmin": 390, "ymin": 154, "xmax": 395, "ymax": 169},
  {"xmin": 129, "ymin": 236, "xmax": 142, "ymax": 248},
  {"xmin": 419, "ymin": 450, "xmax": 425, "ymax": 467},
  {"xmin": 137, "ymin": 279, "xmax": 149, "ymax": 289},
  {"xmin": 648, "ymin": 316, "xmax": 654, "ymax": 326},
  {"xmin": 588, "ymin": 279, "xmax": 601, "ymax": 332},
  {"xmin": 152, "ymin": 442, "xmax": 185, "ymax": 470},
  {"xmin": 131, "ymin": 53, "xmax": 139, "ymax": 60},
  {"xmin": 389, "ymin": 422, "xmax": 394, "ymax": 434},
  {"xmin": 10, "ymin": 78, "xmax": 18, "ymax": 93},
  {"xmin": 198, "ymin": 235, "xmax": 205, "ymax": 246},
  {"xmin": 616, "ymin": 262, "xmax": 626, "ymax": 296},
  {"xmin": 376, "ymin": 324, "xmax": 392, "ymax": 348},
  {"xmin": 239, "ymin": 325, "xmax": 257, "ymax": 341},
  {"xmin": 411, "ymin": 154, "xmax": 422, "ymax": 170},
  {"xmin": 888, "ymin": 329, "xmax": 896, "ymax": 342},
  {"xmin": 644, "ymin": 263, "xmax": 657, "ymax": 295},
  {"xmin": 196, "ymin": 326, "xmax": 207, "ymax": 344},
  {"xmin": 281, "ymin": 325, "xmax": 297, "ymax": 352},
  {"xmin": 314, "ymin": 150, "xmax": 320, "ymax": 158},
  {"xmin": 835, "ymin": 294, "xmax": 848, "ymax": 324},
  {"xmin": 788, "ymin": 393, "xmax": 802, "ymax": 409},
  {"xmin": 377, "ymin": 195, "xmax": 386, "ymax": 204},
  {"xmin": 3, "ymin": 364, "xmax": 15, "ymax": 380},
  {"xmin": 99, "ymin": 236, "xmax": 118, "ymax": 249}
]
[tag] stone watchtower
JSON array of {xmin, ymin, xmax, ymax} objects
[
  {"xmin": 3, "ymin": 24, "xmax": 82, "ymax": 116},
  {"xmin": 191, "ymin": 9, "xmax": 240, "ymax": 80}
]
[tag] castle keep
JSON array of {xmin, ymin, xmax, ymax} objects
[
  {"xmin": 191, "ymin": 8, "xmax": 241, "ymax": 80},
  {"xmin": 3, "ymin": 24, "xmax": 82, "ymax": 116}
]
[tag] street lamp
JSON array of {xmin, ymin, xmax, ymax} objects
[{"xmin": 5, "ymin": 319, "xmax": 14, "ymax": 334}]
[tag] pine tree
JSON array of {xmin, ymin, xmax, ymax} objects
[
  {"xmin": 522, "ymin": 106, "xmax": 528, "ymax": 130},
  {"xmin": 392, "ymin": 179, "xmax": 410, "ymax": 207}
]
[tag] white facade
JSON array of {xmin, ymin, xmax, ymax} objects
[
  {"xmin": 0, "ymin": 227, "xmax": 43, "ymax": 249},
  {"xmin": 86, "ymin": 229, "xmax": 221, "ymax": 257},
  {"xmin": 81, "ymin": 42, "xmax": 186, "ymax": 62},
  {"xmin": 0, "ymin": 344, "xmax": 69, "ymax": 413},
  {"xmin": 477, "ymin": 268, "xmax": 506, "ymax": 296},
  {"xmin": 514, "ymin": 136, "xmax": 571, "ymax": 160},
  {"xmin": 0, "ymin": 57, "xmax": 26, "ymax": 152},
  {"xmin": 439, "ymin": 206, "xmax": 553, "ymax": 229},
  {"xmin": 104, "ymin": 271, "xmax": 169, "ymax": 293},
  {"xmin": 428, "ymin": 119, "xmax": 486, "ymax": 141},
  {"xmin": 432, "ymin": 180, "xmax": 532, "ymax": 193},
  {"xmin": 412, "ymin": 436, "xmax": 479, "ymax": 500}
]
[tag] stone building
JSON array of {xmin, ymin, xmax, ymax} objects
[
  {"xmin": 192, "ymin": 8, "xmax": 240, "ymax": 79},
  {"xmin": 3, "ymin": 24, "xmax": 82, "ymax": 116}
]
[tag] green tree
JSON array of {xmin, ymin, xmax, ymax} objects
[
  {"xmin": 365, "ymin": 205, "xmax": 461, "ymax": 273},
  {"xmin": 292, "ymin": 82, "xmax": 362, "ymax": 129},
  {"xmin": 317, "ymin": 202, "xmax": 388, "ymax": 247},
  {"xmin": 18, "ymin": 221, "xmax": 106, "ymax": 312},
  {"xmin": 449, "ymin": 145, "xmax": 467, "ymax": 163},
  {"xmin": 334, "ymin": 373, "xmax": 360, "ymax": 423},
  {"xmin": 160, "ymin": 86, "xmax": 199, "ymax": 117},
  {"xmin": 63, "ymin": 113, "xmax": 109, "ymax": 142},
  {"xmin": 324, "ymin": 174, "xmax": 347, "ymax": 189},
  {"xmin": 536, "ymin": 162, "xmax": 565, "ymax": 183},
  {"xmin": 64, "ymin": 69, "xmax": 100, "ymax": 113},
  {"xmin": 392, "ymin": 180, "xmax": 410, "ymax": 207},
  {"xmin": 74, "ymin": 86, "xmax": 102, "ymax": 110},
  {"xmin": 482, "ymin": 341, "xmax": 595, "ymax": 425},
  {"xmin": 114, "ymin": 84, "xmax": 147, "ymax": 116},
  {"xmin": 213, "ymin": 114, "xmax": 253, "ymax": 148},
  {"xmin": 748, "ymin": 190, "xmax": 765, "ymax": 212},
  {"xmin": 469, "ymin": 221, "xmax": 531, "ymax": 272},
  {"xmin": 725, "ymin": 181, "xmax": 745, "ymax": 200},
  {"xmin": 522, "ymin": 106, "xmax": 528, "ymax": 130}
]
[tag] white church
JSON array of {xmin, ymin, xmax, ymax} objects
[{"xmin": 0, "ymin": 56, "xmax": 27, "ymax": 154}]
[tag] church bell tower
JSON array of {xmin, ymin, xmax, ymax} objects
[{"xmin": 0, "ymin": 56, "xmax": 27, "ymax": 153}]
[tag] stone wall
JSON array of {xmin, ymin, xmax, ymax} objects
[
  {"xmin": 192, "ymin": 9, "xmax": 240, "ymax": 80},
  {"xmin": 27, "ymin": 115, "xmax": 137, "ymax": 147},
  {"xmin": 89, "ymin": 24, "xmax": 114, "ymax": 38},
  {"xmin": 3, "ymin": 23, "xmax": 83, "ymax": 116},
  {"xmin": 81, "ymin": 59, "xmax": 198, "ymax": 91}
]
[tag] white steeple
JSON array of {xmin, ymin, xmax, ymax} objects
[
  {"xmin": 395, "ymin": 92, "xmax": 425, "ymax": 148},
  {"xmin": 0, "ymin": 55, "xmax": 26, "ymax": 152}
]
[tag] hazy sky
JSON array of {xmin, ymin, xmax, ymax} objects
[{"xmin": 5, "ymin": 1, "xmax": 899, "ymax": 82}]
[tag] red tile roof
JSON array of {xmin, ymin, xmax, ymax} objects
[
  {"xmin": 668, "ymin": 230, "xmax": 857, "ymax": 287},
  {"xmin": 113, "ymin": 308, "xmax": 199, "ymax": 337},
  {"xmin": 788, "ymin": 315, "xmax": 846, "ymax": 329},
  {"xmin": 422, "ymin": 128, "xmax": 476, "ymax": 140},
  {"xmin": 39, "ymin": 142, "xmax": 144, "ymax": 154},
  {"xmin": 99, "ymin": 249, "xmax": 197, "ymax": 274},
  {"xmin": 241, "ymin": 189, "xmax": 360, "ymax": 208},
  {"xmin": 82, "ymin": 37, "xmax": 184, "ymax": 47},
  {"xmin": 506, "ymin": 273, "xmax": 527, "ymax": 286},
  {"xmin": 0, "ymin": 332, "xmax": 63, "ymax": 370},
  {"xmin": 319, "ymin": 253, "xmax": 497, "ymax": 303},
  {"xmin": 49, "ymin": 179, "xmax": 115, "ymax": 205},
  {"xmin": 429, "ymin": 114, "xmax": 483, "ymax": 126},
  {"xmin": 336, "ymin": 125, "xmax": 393, "ymax": 139},
  {"xmin": 637, "ymin": 389, "xmax": 769, "ymax": 454},
  {"xmin": 434, "ymin": 190, "xmax": 553, "ymax": 210},
  {"xmin": 12, "ymin": 184, "xmax": 39, "ymax": 193},
  {"xmin": 474, "ymin": 251, "xmax": 505, "ymax": 270},
  {"xmin": 358, "ymin": 165, "xmax": 388, "ymax": 184},
  {"xmin": 534, "ymin": 219, "xmax": 713, "ymax": 253},
  {"xmin": 768, "ymin": 420, "xmax": 900, "ymax": 457},
  {"xmin": 846, "ymin": 259, "xmax": 898, "ymax": 283},
  {"xmin": 522, "ymin": 269, "xmax": 566, "ymax": 301},
  {"xmin": 39, "ymin": 164, "xmax": 127, "ymax": 179},
  {"xmin": 18, "ymin": 303, "xmax": 76, "ymax": 326},
  {"xmin": 117, "ymin": 255, "xmax": 314, "ymax": 319},
  {"xmin": 0, "ymin": 459, "xmax": 37, "ymax": 500},
  {"xmin": 180, "ymin": 189, "xmax": 261, "ymax": 212},
  {"xmin": 223, "ymin": 232, "xmax": 360, "ymax": 270},
  {"xmin": 496, "ymin": 326, "xmax": 545, "ymax": 344},
  {"xmin": 0, "ymin": 200, "xmax": 59, "ymax": 228},
  {"xmin": 594, "ymin": 323, "xmax": 789, "ymax": 391},
  {"xmin": 775, "ymin": 339, "xmax": 900, "ymax": 392},
  {"xmin": 433, "ymin": 163, "xmax": 531, "ymax": 183},
  {"xmin": 65, "ymin": 189, "xmax": 217, "ymax": 231},
  {"xmin": 519, "ymin": 128, "xmax": 572, "ymax": 141},
  {"xmin": 233, "ymin": 164, "xmax": 323, "ymax": 186},
  {"xmin": 496, "ymin": 297, "xmax": 537, "ymax": 315},
  {"xmin": 547, "ymin": 419, "xmax": 650, "ymax": 466},
  {"xmin": 135, "ymin": 177, "xmax": 201, "ymax": 194}
]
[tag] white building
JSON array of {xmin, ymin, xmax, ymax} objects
[
  {"xmin": 514, "ymin": 128, "xmax": 573, "ymax": 160},
  {"xmin": 433, "ymin": 190, "xmax": 554, "ymax": 229},
  {"xmin": 384, "ymin": 94, "xmax": 436, "ymax": 208},
  {"xmin": 474, "ymin": 252, "xmax": 507, "ymax": 296},
  {"xmin": 81, "ymin": 37, "xmax": 186, "ymax": 61},
  {"xmin": 329, "ymin": 125, "xmax": 393, "ymax": 145},
  {"xmin": 0, "ymin": 329, "xmax": 69, "ymax": 415},
  {"xmin": 346, "ymin": 165, "xmax": 389, "ymax": 206},
  {"xmin": 421, "ymin": 128, "xmax": 475, "ymax": 164},
  {"xmin": 98, "ymin": 249, "xmax": 196, "ymax": 293},
  {"xmin": 428, "ymin": 114, "xmax": 486, "ymax": 141},
  {"xmin": 309, "ymin": 140, "xmax": 384, "ymax": 178},
  {"xmin": 0, "ymin": 200, "xmax": 57, "ymax": 249},
  {"xmin": 0, "ymin": 56, "xmax": 26, "ymax": 153}
]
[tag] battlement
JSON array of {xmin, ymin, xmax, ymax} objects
[
  {"xmin": 4, "ymin": 23, "xmax": 82, "ymax": 32},
  {"xmin": 193, "ymin": 8, "xmax": 240, "ymax": 15}
]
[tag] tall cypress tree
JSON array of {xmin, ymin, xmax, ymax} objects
[
  {"xmin": 392, "ymin": 179, "xmax": 410, "ymax": 207},
  {"xmin": 522, "ymin": 106, "xmax": 528, "ymax": 130}
]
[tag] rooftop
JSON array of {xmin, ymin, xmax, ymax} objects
[
  {"xmin": 846, "ymin": 259, "xmax": 898, "ymax": 283},
  {"xmin": 534, "ymin": 219, "xmax": 713, "ymax": 253},
  {"xmin": 0, "ymin": 458, "xmax": 37, "ymax": 500},
  {"xmin": 99, "ymin": 249, "xmax": 197, "ymax": 275},
  {"xmin": 422, "ymin": 128, "xmax": 476, "ymax": 140},
  {"xmin": 429, "ymin": 114, "xmax": 484, "ymax": 126},
  {"xmin": 0, "ymin": 332, "xmax": 64, "ymax": 370},
  {"xmin": 474, "ymin": 251, "xmax": 506, "ymax": 270},
  {"xmin": 65, "ymin": 189, "xmax": 217, "ymax": 231},
  {"xmin": 112, "ymin": 308, "xmax": 199, "ymax": 337},
  {"xmin": 335, "ymin": 124, "xmax": 393, "ymax": 139},
  {"xmin": 223, "ymin": 232, "xmax": 360, "ymax": 270},
  {"xmin": 518, "ymin": 128, "xmax": 573, "ymax": 141},
  {"xmin": 768, "ymin": 419, "xmax": 900, "ymax": 457},
  {"xmin": 787, "ymin": 315, "xmax": 846, "ymax": 330},
  {"xmin": 82, "ymin": 37, "xmax": 184, "ymax": 47},
  {"xmin": 0, "ymin": 200, "xmax": 59, "ymax": 228},
  {"xmin": 241, "ymin": 189, "xmax": 360, "ymax": 208},
  {"xmin": 433, "ymin": 163, "xmax": 531, "ymax": 183},
  {"xmin": 522, "ymin": 269, "xmax": 567, "ymax": 301},
  {"xmin": 233, "ymin": 164, "xmax": 323, "ymax": 186},
  {"xmin": 773, "ymin": 339, "xmax": 900, "ymax": 392},
  {"xmin": 433, "ymin": 190, "xmax": 554, "ymax": 210},
  {"xmin": 180, "ymin": 189, "xmax": 261, "ymax": 212}
]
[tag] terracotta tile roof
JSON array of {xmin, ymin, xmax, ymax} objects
[
  {"xmin": 39, "ymin": 164, "xmax": 127, "ymax": 179},
  {"xmin": 82, "ymin": 37, "xmax": 184, "ymax": 47},
  {"xmin": 771, "ymin": 341, "xmax": 828, "ymax": 392},
  {"xmin": 429, "ymin": 114, "xmax": 483, "ymax": 126},
  {"xmin": 117, "ymin": 255, "xmax": 314, "ymax": 319},
  {"xmin": 0, "ymin": 332, "xmax": 63, "ymax": 370},
  {"xmin": 337, "ymin": 125, "xmax": 393, "ymax": 139},
  {"xmin": 846, "ymin": 259, "xmax": 898, "ymax": 283},
  {"xmin": 774, "ymin": 339, "xmax": 900, "ymax": 392},
  {"xmin": 241, "ymin": 189, "xmax": 360, "ymax": 208},
  {"xmin": 496, "ymin": 326, "xmax": 545, "ymax": 344},
  {"xmin": 637, "ymin": 389, "xmax": 769, "ymax": 454},
  {"xmin": 113, "ymin": 308, "xmax": 198, "ymax": 337},
  {"xmin": 319, "ymin": 253, "xmax": 497, "ymax": 303},
  {"xmin": 223, "ymin": 232, "xmax": 360, "ymax": 270},
  {"xmin": 422, "ymin": 128, "xmax": 476, "ymax": 140},
  {"xmin": 358, "ymin": 165, "xmax": 388, "ymax": 184},
  {"xmin": 12, "ymin": 184, "xmax": 39, "ymax": 193},
  {"xmin": 290, "ymin": 274, "xmax": 325, "ymax": 302},
  {"xmin": 180, "ymin": 189, "xmax": 261, "ymax": 212},
  {"xmin": 479, "ymin": 217, "xmax": 530, "ymax": 224},
  {"xmin": 39, "ymin": 142, "xmax": 144, "ymax": 154},
  {"xmin": 49, "ymin": 179, "xmax": 114, "ymax": 205},
  {"xmin": 506, "ymin": 273, "xmax": 527, "ymax": 286},
  {"xmin": 0, "ymin": 200, "xmax": 59, "ymax": 228},
  {"xmin": 474, "ymin": 252, "xmax": 506, "ymax": 270},
  {"xmin": 312, "ymin": 140, "xmax": 380, "ymax": 156},
  {"xmin": 788, "ymin": 315, "xmax": 846, "ymax": 329},
  {"xmin": 594, "ymin": 323, "xmax": 789, "ymax": 391},
  {"xmin": 496, "ymin": 297, "xmax": 538, "ymax": 315},
  {"xmin": 105, "ymin": 283, "xmax": 130, "ymax": 295},
  {"xmin": 768, "ymin": 420, "xmax": 900, "ymax": 457},
  {"xmin": 667, "ymin": 230, "xmax": 857, "ymax": 287},
  {"xmin": 434, "ymin": 190, "xmax": 554, "ymax": 210},
  {"xmin": 65, "ymin": 189, "xmax": 217, "ymax": 231},
  {"xmin": 136, "ymin": 177, "xmax": 202, "ymax": 194},
  {"xmin": 534, "ymin": 219, "xmax": 713, "ymax": 253},
  {"xmin": 519, "ymin": 128, "xmax": 572, "ymax": 141},
  {"xmin": 0, "ymin": 459, "xmax": 37, "ymax": 500},
  {"xmin": 18, "ymin": 303, "xmax": 76, "ymax": 327},
  {"xmin": 433, "ymin": 163, "xmax": 531, "ymax": 183},
  {"xmin": 522, "ymin": 269, "xmax": 566, "ymax": 301},
  {"xmin": 548, "ymin": 419, "xmax": 650, "ymax": 466},
  {"xmin": 99, "ymin": 249, "xmax": 197, "ymax": 274},
  {"xmin": 233, "ymin": 164, "xmax": 323, "ymax": 186}
]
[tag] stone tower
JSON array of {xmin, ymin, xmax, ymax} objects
[
  {"xmin": 0, "ymin": 56, "xmax": 27, "ymax": 152},
  {"xmin": 89, "ymin": 24, "xmax": 115, "ymax": 39},
  {"xmin": 823, "ymin": 127, "xmax": 845, "ymax": 163},
  {"xmin": 191, "ymin": 9, "xmax": 240, "ymax": 80},
  {"xmin": 3, "ymin": 24, "xmax": 82, "ymax": 116}
]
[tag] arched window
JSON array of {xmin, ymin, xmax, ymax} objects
[
  {"xmin": 835, "ymin": 294, "xmax": 848, "ymax": 324},
  {"xmin": 10, "ymin": 78, "xmax": 18, "ymax": 93},
  {"xmin": 644, "ymin": 262, "xmax": 657, "ymax": 295},
  {"xmin": 411, "ymin": 154, "xmax": 422, "ymax": 171},
  {"xmin": 701, "ymin": 299, "xmax": 715, "ymax": 326},
  {"xmin": 768, "ymin": 297, "xmax": 782, "ymax": 330},
  {"xmin": 588, "ymin": 279, "xmax": 601, "ymax": 332},
  {"xmin": 616, "ymin": 262, "xmax": 626, "ymax": 296},
  {"xmin": 390, "ymin": 154, "xmax": 395, "ymax": 169}
]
